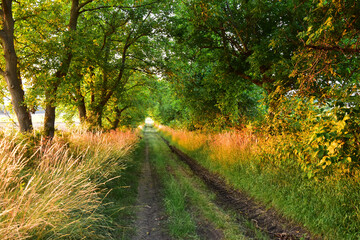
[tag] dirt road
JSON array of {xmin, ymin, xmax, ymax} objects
[{"xmin": 132, "ymin": 139, "xmax": 170, "ymax": 240}]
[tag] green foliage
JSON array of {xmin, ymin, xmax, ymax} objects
[
  {"xmin": 264, "ymin": 95, "xmax": 360, "ymax": 178},
  {"xmin": 158, "ymin": 55, "xmax": 266, "ymax": 130},
  {"xmin": 0, "ymin": 0, "xmax": 357, "ymax": 135},
  {"xmin": 293, "ymin": 0, "xmax": 359, "ymax": 96},
  {"xmin": 149, "ymin": 80, "xmax": 185, "ymax": 127},
  {"xmin": 155, "ymin": 0, "xmax": 360, "ymax": 178},
  {"xmin": 157, "ymin": 0, "xmax": 312, "ymax": 129}
]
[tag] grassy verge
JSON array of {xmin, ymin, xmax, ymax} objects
[
  {"xmin": 159, "ymin": 126, "xmax": 360, "ymax": 239},
  {"xmin": 100, "ymin": 139, "xmax": 144, "ymax": 239},
  {"xmin": 146, "ymin": 129, "xmax": 267, "ymax": 239},
  {"xmin": 0, "ymin": 129, "xmax": 139, "ymax": 239}
]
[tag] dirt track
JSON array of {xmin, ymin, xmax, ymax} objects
[
  {"xmin": 161, "ymin": 136, "xmax": 317, "ymax": 240},
  {"xmin": 132, "ymin": 139, "xmax": 170, "ymax": 240},
  {"xmin": 132, "ymin": 130, "xmax": 318, "ymax": 239}
]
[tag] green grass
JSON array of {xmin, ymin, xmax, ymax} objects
[
  {"xmin": 167, "ymin": 160, "xmax": 269, "ymax": 240},
  {"xmin": 100, "ymin": 139, "xmax": 144, "ymax": 239},
  {"xmin": 147, "ymin": 132, "xmax": 198, "ymax": 239},
  {"xmin": 164, "ymin": 177, "xmax": 198, "ymax": 239}
]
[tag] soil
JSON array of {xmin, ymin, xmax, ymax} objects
[
  {"xmin": 194, "ymin": 213, "xmax": 225, "ymax": 239},
  {"xmin": 161, "ymin": 136, "xmax": 320, "ymax": 240},
  {"xmin": 132, "ymin": 139, "xmax": 171, "ymax": 240}
]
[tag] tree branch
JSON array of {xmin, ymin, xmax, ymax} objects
[
  {"xmin": 14, "ymin": 13, "xmax": 39, "ymax": 22},
  {"xmin": 79, "ymin": 0, "xmax": 94, "ymax": 10},
  {"xmin": 79, "ymin": 1, "xmax": 159, "ymax": 14},
  {"xmin": 125, "ymin": 82, "xmax": 146, "ymax": 92},
  {"xmin": 224, "ymin": 1, "xmax": 248, "ymax": 52}
]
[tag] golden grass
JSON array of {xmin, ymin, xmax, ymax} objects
[
  {"xmin": 160, "ymin": 126, "xmax": 208, "ymax": 152},
  {"xmin": 0, "ymin": 129, "xmax": 139, "ymax": 239},
  {"xmin": 160, "ymin": 126, "xmax": 261, "ymax": 166},
  {"xmin": 208, "ymin": 130, "xmax": 260, "ymax": 166}
]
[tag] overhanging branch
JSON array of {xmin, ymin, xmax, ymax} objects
[
  {"xmin": 79, "ymin": 0, "xmax": 94, "ymax": 10},
  {"xmin": 79, "ymin": 0, "xmax": 160, "ymax": 13}
]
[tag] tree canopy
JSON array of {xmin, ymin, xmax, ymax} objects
[{"xmin": 0, "ymin": 0, "xmax": 358, "ymax": 137}]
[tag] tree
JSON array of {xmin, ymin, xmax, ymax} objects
[
  {"xmin": 55, "ymin": 0, "xmax": 168, "ymax": 129},
  {"xmin": 292, "ymin": 0, "xmax": 360, "ymax": 99},
  {"xmin": 158, "ymin": 0, "xmax": 282, "ymax": 129},
  {"xmin": 43, "ymin": 0, "xmax": 97, "ymax": 137},
  {"xmin": 0, "ymin": 0, "xmax": 33, "ymax": 132},
  {"xmin": 167, "ymin": 0, "xmax": 312, "ymax": 91}
]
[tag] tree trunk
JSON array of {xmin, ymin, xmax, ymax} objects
[
  {"xmin": 0, "ymin": 0, "xmax": 32, "ymax": 132},
  {"xmin": 78, "ymin": 97, "xmax": 87, "ymax": 123},
  {"xmin": 44, "ymin": 89, "xmax": 56, "ymax": 138},
  {"xmin": 112, "ymin": 116, "xmax": 120, "ymax": 130},
  {"xmin": 87, "ymin": 105, "xmax": 103, "ymax": 129},
  {"xmin": 97, "ymin": 110, "xmax": 103, "ymax": 128},
  {"xmin": 111, "ymin": 106, "xmax": 129, "ymax": 130}
]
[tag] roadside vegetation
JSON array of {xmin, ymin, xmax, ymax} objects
[
  {"xmin": 0, "ymin": 129, "xmax": 139, "ymax": 239},
  {"xmin": 159, "ymin": 125, "xmax": 360, "ymax": 239},
  {"xmin": 150, "ymin": 1, "xmax": 360, "ymax": 239},
  {"xmin": 101, "ymin": 137, "xmax": 144, "ymax": 239}
]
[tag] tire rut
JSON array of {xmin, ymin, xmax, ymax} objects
[{"xmin": 165, "ymin": 164, "xmax": 225, "ymax": 240}]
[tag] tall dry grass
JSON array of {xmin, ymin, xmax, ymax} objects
[
  {"xmin": 65, "ymin": 129, "xmax": 139, "ymax": 182},
  {"xmin": 160, "ymin": 126, "xmax": 260, "ymax": 166},
  {"xmin": 207, "ymin": 130, "xmax": 260, "ymax": 166},
  {"xmin": 160, "ymin": 126, "xmax": 208, "ymax": 152},
  {"xmin": 0, "ymin": 129, "xmax": 139, "ymax": 239}
]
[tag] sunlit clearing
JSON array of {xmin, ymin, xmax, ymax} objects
[{"xmin": 145, "ymin": 117, "xmax": 154, "ymax": 125}]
